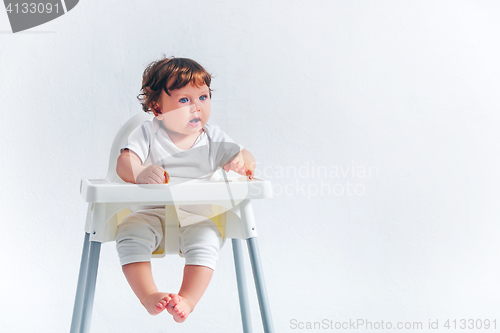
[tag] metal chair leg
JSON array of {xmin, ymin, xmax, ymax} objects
[
  {"xmin": 79, "ymin": 241, "xmax": 101, "ymax": 333},
  {"xmin": 70, "ymin": 232, "xmax": 91, "ymax": 333},
  {"xmin": 247, "ymin": 237, "xmax": 274, "ymax": 333},
  {"xmin": 232, "ymin": 238, "xmax": 253, "ymax": 333}
]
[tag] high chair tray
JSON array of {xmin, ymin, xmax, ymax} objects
[{"xmin": 80, "ymin": 177, "xmax": 272, "ymax": 204}]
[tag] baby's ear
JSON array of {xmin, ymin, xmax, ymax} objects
[{"xmin": 151, "ymin": 103, "xmax": 163, "ymax": 117}]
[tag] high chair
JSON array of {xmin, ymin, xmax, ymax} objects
[{"xmin": 70, "ymin": 113, "xmax": 274, "ymax": 333}]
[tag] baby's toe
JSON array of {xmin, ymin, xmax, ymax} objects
[{"xmin": 170, "ymin": 294, "xmax": 181, "ymax": 303}]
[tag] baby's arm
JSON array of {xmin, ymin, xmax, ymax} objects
[
  {"xmin": 116, "ymin": 149, "xmax": 166, "ymax": 184},
  {"xmin": 223, "ymin": 149, "xmax": 256, "ymax": 179}
]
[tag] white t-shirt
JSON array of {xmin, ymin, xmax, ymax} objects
[
  {"xmin": 122, "ymin": 117, "xmax": 243, "ymax": 180},
  {"xmin": 121, "ymin": 117, "xmax": 244, "ymax": 226}
]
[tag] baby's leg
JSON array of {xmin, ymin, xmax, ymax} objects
[
  {"xmin": 116, "ymin": 209, "xmax": 174, "ymax": 315},
  {"xmin": 122, "ymin": 262, "xmax": 173, "ymax": 315},
  {"xmin": 167, "ymin": 265, "xmax": 214, "ymax": 322},
  {"xmin": 167, "ymin": 220, "xmax": 223, "ymax": 322}
]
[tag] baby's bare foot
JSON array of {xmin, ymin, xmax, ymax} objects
[
  {"xmin": 166, "ymin": 294, "xmax": 193, "ymax": 323},
  {"xmin": 140, "ymin": 292, "xmax": 172, "ymax": 315}
]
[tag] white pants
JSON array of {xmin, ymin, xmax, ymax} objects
[{"xmin": 116, "ymin": 208, "xmax": 224, "ymax": 270}]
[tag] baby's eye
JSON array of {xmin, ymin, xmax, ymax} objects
[
  {"xmin": 179, "ymin": 97, "xmax": 188, "ymax": 103},
  {"xmin": 200, "ymin": 95, "xmax": 208, "ymax": 101}
]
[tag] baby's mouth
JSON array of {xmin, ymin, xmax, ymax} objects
[{"xmin": 189, "ymin": 117, "xmax": 200, "ymax": 124}]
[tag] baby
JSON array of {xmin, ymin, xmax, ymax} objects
[{"xmin": 115, "ymin": 57, "xmax": 256, "ymax": 323}]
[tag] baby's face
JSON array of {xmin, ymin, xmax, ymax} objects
[{"xmin": 154, "ymin": 83, "xmax": 211, "ymax": 136}]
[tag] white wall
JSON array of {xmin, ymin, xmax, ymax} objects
[{"xmin": 1, "ymin": 1, "xmax": 500, "ymax": 332}]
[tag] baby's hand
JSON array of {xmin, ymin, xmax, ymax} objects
[
  {"xmin": 223, "ymin": 151, "xmax": 255, "ymax": 179},
  {"xmin": 135, "ymin": 165, "xmax": 168, "ymax": 184}
]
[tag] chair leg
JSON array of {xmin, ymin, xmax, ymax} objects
[
  {"xmin": 232, "ymin": 239, "xmax": 253, "ymax": 333},
  {"xmin": 79, "ymin": 241, "xmax": 102, "ymax": 333},
  {"xmin": 70, "ymin": 232, "xmax": 91, "ymax": 333},
  {"xmin": 247, "ymin": 237, "xmax": 275, "ymax": 333}
]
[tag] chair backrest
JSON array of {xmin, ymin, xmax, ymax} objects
[{"xmin": 105, "ymin": 112, "xmax": 154, "ymax": 182}]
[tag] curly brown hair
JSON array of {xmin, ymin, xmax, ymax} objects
[{"xmin": 137, "ymin": 56, "xmax": 212, "ymax": 113}]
